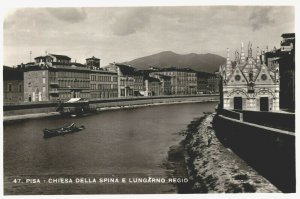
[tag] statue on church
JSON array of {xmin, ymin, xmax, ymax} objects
[
  {"xmin": 235, "ymin": 50, "xmax": 239, "ymax": 62},
  {"xmin": 248, "ymin": 42, "xmax": 252, "ymax": 57}
]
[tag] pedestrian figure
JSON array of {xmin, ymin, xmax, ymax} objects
[{"xmin": 207, "ymin": 134, "xmax": 212, "ymax": 146}]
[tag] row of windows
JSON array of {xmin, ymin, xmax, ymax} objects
[
  {"xmin": 90, "ymin": 91, "xmax": 118, "ymax": 99},
  {"xmin": 91, "ymin": 84, "xmax": 118, "ymax": 90},
  {"xmin": 58, "ymin": 80, "xmax": 90, "ymax": 88},
  {"xmin": 134, "ymin": 77, "xmax": 143, "ymax": 83},
  {"xmin": 91, "ymin": 75, "xmax": 118, "ymax": 82},
  {"xmin": 120, "ymin": 80, "xmax": 134, "ymax": 86},
  {"xmin": 59, "ymin": 92, "xmax": 89, "ymax": 99},
  {"xmin": 120, "ymin": 89, "xmax": 134, "ymax": 96},
  {"xmin": 155, "ymin": 71, "xmax": 197, "ymax": 77},
  {"xmin": 7, "ymin": 83, "xmax": 22, "ymax": 92},
  {"xmin": 57, "ymin": 72, "xmax": 89, "ymax": 79}
]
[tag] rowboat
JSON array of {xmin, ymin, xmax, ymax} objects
[{"xmin": 43, "ymin": 123, "xmax": 85, "ymax": 138}]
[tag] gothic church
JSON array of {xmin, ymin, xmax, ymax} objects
[{"xmin": 219, "ymin": 42, "xmax": 280, "ymax": 111}]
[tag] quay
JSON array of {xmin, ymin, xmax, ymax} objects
[{"xmin": 3, "ymin": 94, "xmax": 219, "ymax": 122}]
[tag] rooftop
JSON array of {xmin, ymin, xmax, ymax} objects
[
  {"xmin": 49, "ymin": 54, "xmax": 71, "ymax": 60},
  {"xmin": 3, "ymin": 66, "xmax": 24, "ymax": 80},
  {"xmin": 281, "ymin": 33, "xmax": 295, "ymax": 38},
  {"xmin": 86, "ymin": 56, "xmax": 100, "ymax": 61},
  {"xmin": 147, "ymin": 76, "xmax": 161, "ymax": 82},
  {"xmin": 115, "ymin": 63, "xmax": 143, "ymax": 76}
]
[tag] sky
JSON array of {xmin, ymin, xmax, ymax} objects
[{"xmin": 3, "ymin": 6, "xmax": 295, "ymax": 67}]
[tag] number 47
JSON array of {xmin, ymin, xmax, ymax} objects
[{"xmin": 13, "ymin": 178, "xmax": 21, "ymax": 183}]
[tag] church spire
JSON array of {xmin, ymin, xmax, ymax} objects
[
  {"xmin": 226, "ymin": 48, "xmax": 232, "ymax": 74},
  {"xmin": 261, "ymin": 49, "xmax": 265, "ymax": 64},
  {"xmin": 248, "ymin": 42, "xmax": 252, "ymax": 58},
  {"xmin": 240, "ymin": 42, "xmax": 245, "ymax": 63},
  {"xmin": 256, "ymin": 46, "xmax": 261, "ymax": 65}
]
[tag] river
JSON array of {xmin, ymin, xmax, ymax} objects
[{"xmin": 4, "ymin": 102, "xmax": 217, "ymax": 194}]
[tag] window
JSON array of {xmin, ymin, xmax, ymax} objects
[
  {"xmin": 43, "ymin": 86, "xmax": 46, "ymax": 93},
  {"xmin": 8, "ymin": 83, "xmax": 12, "ymax": 92},
  {"xmin": 18, "ymin": 84, "xmax": 22, "ymax": 92},
  {"xmin": 261, "ymin": 74, "xmax": 267, "ymax": 81},
  {"xmin": 235, "ymin": 75, "xmax": 241, "ymax": 81},
  {"xmin": 43, "ymin": 77, "xmax": 46, "ymax": 84}
]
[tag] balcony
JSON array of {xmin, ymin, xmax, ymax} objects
[
  {"xmin": 49, "ymin": 89, "xmax": 59, "ymax": 95},
  {"xmin": 50, "ymin": 81, "xmax": 59, "ymax": 87}
]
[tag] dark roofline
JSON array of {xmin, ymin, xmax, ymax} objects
[
  {"xmin": 49, "ymin": 54, "xmax": 71, "ymax": 60},
  {"xmin": 86, "ymin": 56, "xmax": 100, "ymax": 60},
  {"xmin": 146, "ymin": 77, "xmax": 161, "ymax": 82},
  {"xmin": 156, "ymin": 67, "xmax": 197, "ymax": 73},
  {"xmin": 281, "ymin": 33, "xmax": 295, "ymax": 38}
]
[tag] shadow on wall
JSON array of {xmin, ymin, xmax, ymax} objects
[{"xmin": 212, "ymin": 115, "xmax": 295, "ymax": 193}]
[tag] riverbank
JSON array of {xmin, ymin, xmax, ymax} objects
[
  {"xmin": 168, "ymin": 113, "xmax": 280, "ymax": 193},
  {"xmin": 3, "ymin": 98, "xmax": 218, "ymax": 123}
]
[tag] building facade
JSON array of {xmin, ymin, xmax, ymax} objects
[
  {"xmin": 3, "ymin": 66, "xmax": 24, "ymax": 104},
  {"xmin": 150, "ymin": 68, "xmax": 197, "ymax": 95},
  {"xmin": 264, "ymin": 33, "xmax": 295, "ymax": 111},
  {"xmin": 219, "ymin": 42, "xmax": 280, "ymax": 111},
  {"xmin": 86, "ymin": 56, "xmax": 101, "ymax": 70},
  {"xmin": 149, "ymin": 73, "xmax": 172, "ymax": 95},
  {"xmin": 24, "ymin": 54, "xmax": 90, "ymax": 102},
  {"xmin": 90, "ymin": 69, "xmax": 118, "ymax": 99},
  {"xmin": 144, "ymin": 77, "xmax": 162, "ymax": 96},
  {"xmin": 108, "ymin": 63, "xmax": 143, "ymax": 97}
]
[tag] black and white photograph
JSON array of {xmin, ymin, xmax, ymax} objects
[{"xmin": 1, "ymin": 0, "xmax": 297, "ymax": 197}]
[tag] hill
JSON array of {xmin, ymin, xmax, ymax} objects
[{"xmin": 123, "ymin": 51, "xmax": 226, "ymax": 73}]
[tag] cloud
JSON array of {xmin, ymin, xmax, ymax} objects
[
  {"xmin": 46, "ymin": 8, "xmax": 87, "ymax": 23},
  {"xmin": 110, "ymin": 8, "xmax": 155, "ymax": 36},
  {"xmin": 248, "ymin": 7, "xmax": 275, "ymax": 31}
]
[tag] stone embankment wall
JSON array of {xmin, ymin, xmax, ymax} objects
[
  {"xmin": 3, "ymin": 95, "xmax": 219, "ymax": 116},
  {"xmin": 183, "ymin": 114, "xmax": 280, "ymax": 193},
  {"xmin": 213, "ymin": 111, "xmax": 295, "ymax": 193}
]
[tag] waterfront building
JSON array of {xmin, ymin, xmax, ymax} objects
[
  {"xmin": 208, "ymin": 73, "xmax": 220, "ymax": 94},
  {"xmin": 219, "ymin": 42, "xmax": 280, "ymax": 111},
  {"xmin": 144, "ymin": 77, "xmax": 162, "ymax": 96},
  {"xmin": 150, "ymin": 68, "xmax": 197, "ymax": 95},
  {"xmin": 264, "ymin": 33, "xmax": 295, "ymax": 111},
  {"xmin": 34, "ymin": 54, "xmax": 71, "ymax": 66},
  {"xmin": 24, "ymin": 54, "xmax": 90, "ymax": 102},
  {"xmin": 149, "ymin": 73, "xmax": 172, "ymax": 95},
  {"xmin": 196, "ymin": 71, "xmax": 217, "ymax": 94},
  {"xmin": 86, "ymin": 56, "xmax": 101, "ymax": 70},
  {"xmin": 90, "ymin": 69, "xmax": 118, "ymax": 99},
  {"xmin": 3, "ymin": 66, "xmax": 24, "ymax": 104},
  {"xmin": 108, "ymin": 63, "xmax": 144, "ymax": 97}
]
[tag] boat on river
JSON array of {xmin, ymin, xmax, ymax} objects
[{"xmin": 43, "ymin": 123, "xmax": 85, "ymax": 138}]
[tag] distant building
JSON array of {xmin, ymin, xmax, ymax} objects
[
  {"xmin": 34, "ymin": 54, "xmax": 71, "ymax": 66},
  {"xmin": 219, "ymin": 42, "xmax": 280, "ymax": 111},
  {"xmin": 108, "ymin": 63, "xmax": 144, "ymax": 97},
  {"xmin": 86, "ymin": 56, "xmax": 101, "ymax": 70},
  {"xmin": 90, "ymin": 69, "xmax": 118, "ymax": 99},
  {"xmin": 265, "ymin": 33, "xmax": 295, "ymax": 111},
  {"xmin": 133, "ymin": 71, "xmax": 144, "ymax": 96},
  {"xmin": 144, "ymin": 77, "xmax": 162, "ymax": 96},
  {"xmin": 208, "ymin": 74, "xmax": 220, "ymax": 94},
  {"xmin": 196, "ymin": 71, "xmax": 218, "ymax": 94},
  {"xmin": 150, "ymin": 68, "xmax": 197, "ymax": 95},
  {"xmin": 24, "ymin": 54, "xmax": 90, "ymax": 102},
  {"xmin": 149, "ymin": 73, "xmax": 172, "ymax": 95},
  {"xmin": 3, "ymin": 66, "xmax": 24, "ymax": 104}
]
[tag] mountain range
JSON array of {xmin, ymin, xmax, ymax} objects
[{"xmin": 122, "ymin": 51, "xmax": 226, "ymax": 73}]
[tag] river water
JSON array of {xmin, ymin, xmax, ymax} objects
[{"xmin": 4, "ymin": 102, "xmax": 217, "ymax": 194}]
